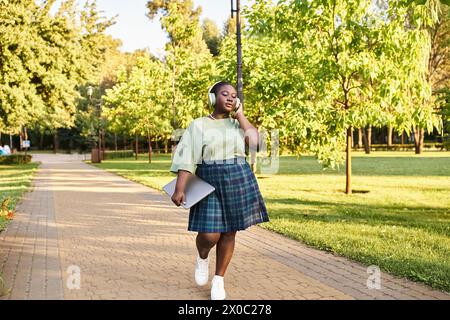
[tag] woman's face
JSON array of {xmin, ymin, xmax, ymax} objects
[{"xmin": 215, "ymin": 84, "xmax": 238, "ymax": 113}]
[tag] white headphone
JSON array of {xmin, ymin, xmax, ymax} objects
[{"xmin": 207, "ymin": 81, "xmax": 222, "ymax": 107}]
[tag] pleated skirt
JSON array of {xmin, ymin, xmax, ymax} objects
[{"xmin": 188, "ymin": 157, "xmax": 269, "ymax": 233}]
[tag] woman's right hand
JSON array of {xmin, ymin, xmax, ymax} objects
[{"xmin": 171, "ymin": 190, "xmax": 186, "ymax": 207}]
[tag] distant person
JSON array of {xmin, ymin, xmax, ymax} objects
[
  {"xmin": 3, "ymin": 145, "xmax": 11, "ymax": 155},
  {"xmin": 170, "ymin": 81, "xmax": 269, "ymax": 300}
]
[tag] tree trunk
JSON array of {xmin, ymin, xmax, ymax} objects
[
  {"xmin": 24, "ymin": 127, "xmax": 28, "ymax": 157},
  {"xmin": 10, "ymin": 134, "xmax": 13, "ymax": 152},
  {"xmin": 19, "ymin": 131, "xmax": 23, "ymax": 152},
  {"xmin": 387, "ymin": 126, "xmax": 393, "ymax": 148},
  {"xmin": 419, "ymin": 128, "xmax": 424, "ymax": 154},
  {"xmin": 97, "ymin": 128, "xmax": 102, "ymax": 160},
  {"xmin": 250, "ymin": 126, "xmax": 259, "ymax": 174},
  {"xmin": 39, "ymin": 131, "xmax": 44, "ymax": 149},
  {"xmin": 413, "ymin": 127, "xmax": 424, "ymax": 154},
  {"xmin": 350, "ymin": 128, "xmax": 354, "ymax": 148},
  {"xmin": 114, "ymin": 133, "xmax": 118, "ymax": 151},
  {"xmin": 346, "ymin": 127, "xmax": 352, "ymax": 195},
  {"xmin": 250, "ymin": 150, "xmax": 257, "ymax": 174},
  {"xmin": 362, "ymin": 126, "xmax": 371, "ymax": 154},
  {"xmin": 68, "ymin": 137, "xmax": 73, "ymax": 154},
  {"xmin": 102, "ymin": 130, "xmax": 106, "ymax": 153},
  {"xmin": 147, "ymin": 131, "xmax": 152, "ymax": 164},
  {"xmin": 135, "ymin": 135, "xmax": 139, "ymax": 160},
  {"xmin": 401, "ymin": 131, "xmax": 405, "ymax": 145},
  {"xmin": 53, "ymin": 130, "xmax": 59, "ymax": 153},
  {"xmin": 413, "ymin": 128, "xmax": 419, "ymax": 153},
  {"xmin": 123, "ymin": 135, "xmax": 127, "ymax": 150},
  {"xmin": 164, "ymin": 140, "xmax": 168, "ymax": 154},
  {"xmin": 358, "ymin": 128, "xmax": 363, "ymax": 148}
]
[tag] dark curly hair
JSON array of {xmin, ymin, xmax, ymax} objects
[{"xmin": 210, "ymin": 81, "xmax": 235, "ymax": 96}]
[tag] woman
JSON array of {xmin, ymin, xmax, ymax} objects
[{"xmin": 170, "ymin": 81, "xmax": 269, "ymax": 300}]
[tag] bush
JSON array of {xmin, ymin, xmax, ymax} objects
[
  {"xmin": 360, "ymin": 143, "xmax": 445, "ymax": 151},
  {"xmin": 103, "ymin": 150, "xmax": 134, "ymax": 160},
  {"xmin": 0, "ymin": 154, "xmax": 32, "ymax": 164},
  {"xmin": 444, "ymin": 136, "xmax": 450, "ymax": 151}
]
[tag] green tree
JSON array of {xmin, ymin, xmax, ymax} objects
[
  {"xmin": 71, "ymin": 0, "xmax": 118, "ymax": 152},
  {"xmin": 79, "ymin": 0, "xmax": 118, "ymax": 84},
  {"xmin": 103, "ymin": 55, "xmax": 172, "ymax": 162},
  {"xmin": 428, "ymin": 3, "xmax": 450, "ymax": 148},
  {"xmin": 35, "ymin": 0, "xmax": 86, "ymax": 151},
  {"xmin": 223, "ymin": 17, "xmax": 237, "ymax": 37},
  {"xmin": 202, "ymin": 18, "xmax": 221, "ymax": 56},
  {"xmin": 217, "ymin": 30, "xmax": 292, "ymax": 156},
  {"xmin": 0, "ymin": 0, "xmax": 46, "ymax": 134},
  {"xmin": 146, "ymin": 0, "xmax": 216, "ymax": 129},
  {"xmin": 240, "ymin": 0, "xmax": 441, "ymax": 193},
  {"xmin": 428, "ymin": 4, "xmax": 450, "ymax": 91},
  {"xmin": 0, "ymin": 0, "xmax": 117, "ymax": 152},
  {"xmin": 404, "ymin": 0, "xmax": 448, "ymax": 153}
]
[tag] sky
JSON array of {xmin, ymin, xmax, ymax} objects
[{"xmin": 88, "ymin": 0, "xmax": 251, "ymax": 55}]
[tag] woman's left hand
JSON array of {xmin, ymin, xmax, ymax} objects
[{"xmin": 231, "ymin": 101, "xmax": 243, "ymax": 119}]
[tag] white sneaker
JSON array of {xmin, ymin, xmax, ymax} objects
[
  {"xmin": 211, "ymin": 275, "xmax": 226, "ymax": 300},
  {"xmin": 194, "ymin": 255, "xmax": 209, "ymax": 286}
]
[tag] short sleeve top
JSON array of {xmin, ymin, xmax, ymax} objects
[{"xmin": 170, "ymin": 116, "xmax": 246, "ymax": 174}]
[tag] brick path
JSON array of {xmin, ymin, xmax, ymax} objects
[{"xmin": 0, "ymin": 154, "xmax": 449, "ymax": 300}]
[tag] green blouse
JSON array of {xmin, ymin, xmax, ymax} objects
[{"xmin": 170, "ymin": 116, "xmax": 246, "ymax": 174}]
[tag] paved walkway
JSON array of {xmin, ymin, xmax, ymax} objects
[{"xmin": 0, "ymin": 154, "xmax": 449, "ymax": 300}]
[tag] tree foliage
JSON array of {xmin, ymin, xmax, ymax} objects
[
  {"xmin": 202, "ymin": 18, "xmax": 221, "ymax": 56},
  {"xmin": 0, "ymin": 0, "xmax": 117, "ymax": 138},
  {"xmin": 235, "ymin": 0, "xmax": 446, "ymax": 165},
  {"xmin": 103, "ymin": 54, "xmax": 172, "ymax": 142},
  {"xmin": 146, "ymin": 0, "xmax": 216, "ymax": 129}
]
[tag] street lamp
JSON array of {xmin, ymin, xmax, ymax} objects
[
  {"xmin": 232, "ymin": 0, "xmax": 257, "ymax": 170},
  {"xmin": 231, "ymin": 0, "xmax": 244, "ymax": 107}
]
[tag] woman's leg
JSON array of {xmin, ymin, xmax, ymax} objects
[
  {"xmin": 215, "ymin": 231, "xmax": 237, "ymax": 276},
  {"xmin": 196, "ymin": 232, "xmax": 221, "ymax": 259}
]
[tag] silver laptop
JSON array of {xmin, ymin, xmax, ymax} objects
[{"xmin": 163, "ymin": 175, "xmax": 216, "ymax": 209}]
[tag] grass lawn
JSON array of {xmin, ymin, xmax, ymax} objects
[
  {"xmin": 0, "ymin": 162, "xmax": 39, "ymax": 232},
  {"xmin": 92, "ymin": 151, "xmax": 450, "ymax": 292}
]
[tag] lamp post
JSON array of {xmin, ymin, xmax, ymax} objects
[
  {"xmin": 231, "ymin": 0, "xmax": 244, "ymax": 106},
  {"xmin": 232, "ymin": 0, "xmax": 257, "ymax": 171}
]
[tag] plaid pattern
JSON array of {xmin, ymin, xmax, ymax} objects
[{"xmin": 188, "ymin": 157, "xmax": 269, "ymax": 233}]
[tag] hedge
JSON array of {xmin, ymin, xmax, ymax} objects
[
  {"xmin": 354, "ymin": 143, "xmax": 444, "ymax": 151},
  {"xmin": 444, "ymin": 139, "xmax": 450, "ymax": 151},
  {"xmin": 0, "ymin": 154, "xmax": 32, "ymax": 164},
  {"xmin": 103, "ymin": 150, "xmax": 134, "ymax": 159}
]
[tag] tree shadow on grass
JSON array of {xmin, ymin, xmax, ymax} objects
[{"xmin": 0, "ymin": 181, "xmax": 31, "ymax": 189}]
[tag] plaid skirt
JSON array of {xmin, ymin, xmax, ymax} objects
[{"xmin": 188, "ymin": 157, "xmax": 269, "ymax": 233}]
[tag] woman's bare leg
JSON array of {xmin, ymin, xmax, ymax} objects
[
  {"xmin": 215, "ymin": 231, "xmax": 237, "ymax": 276},
  {"xmin": 196, "ymin": 232, "xmax": 221, "ymax": 259}
]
